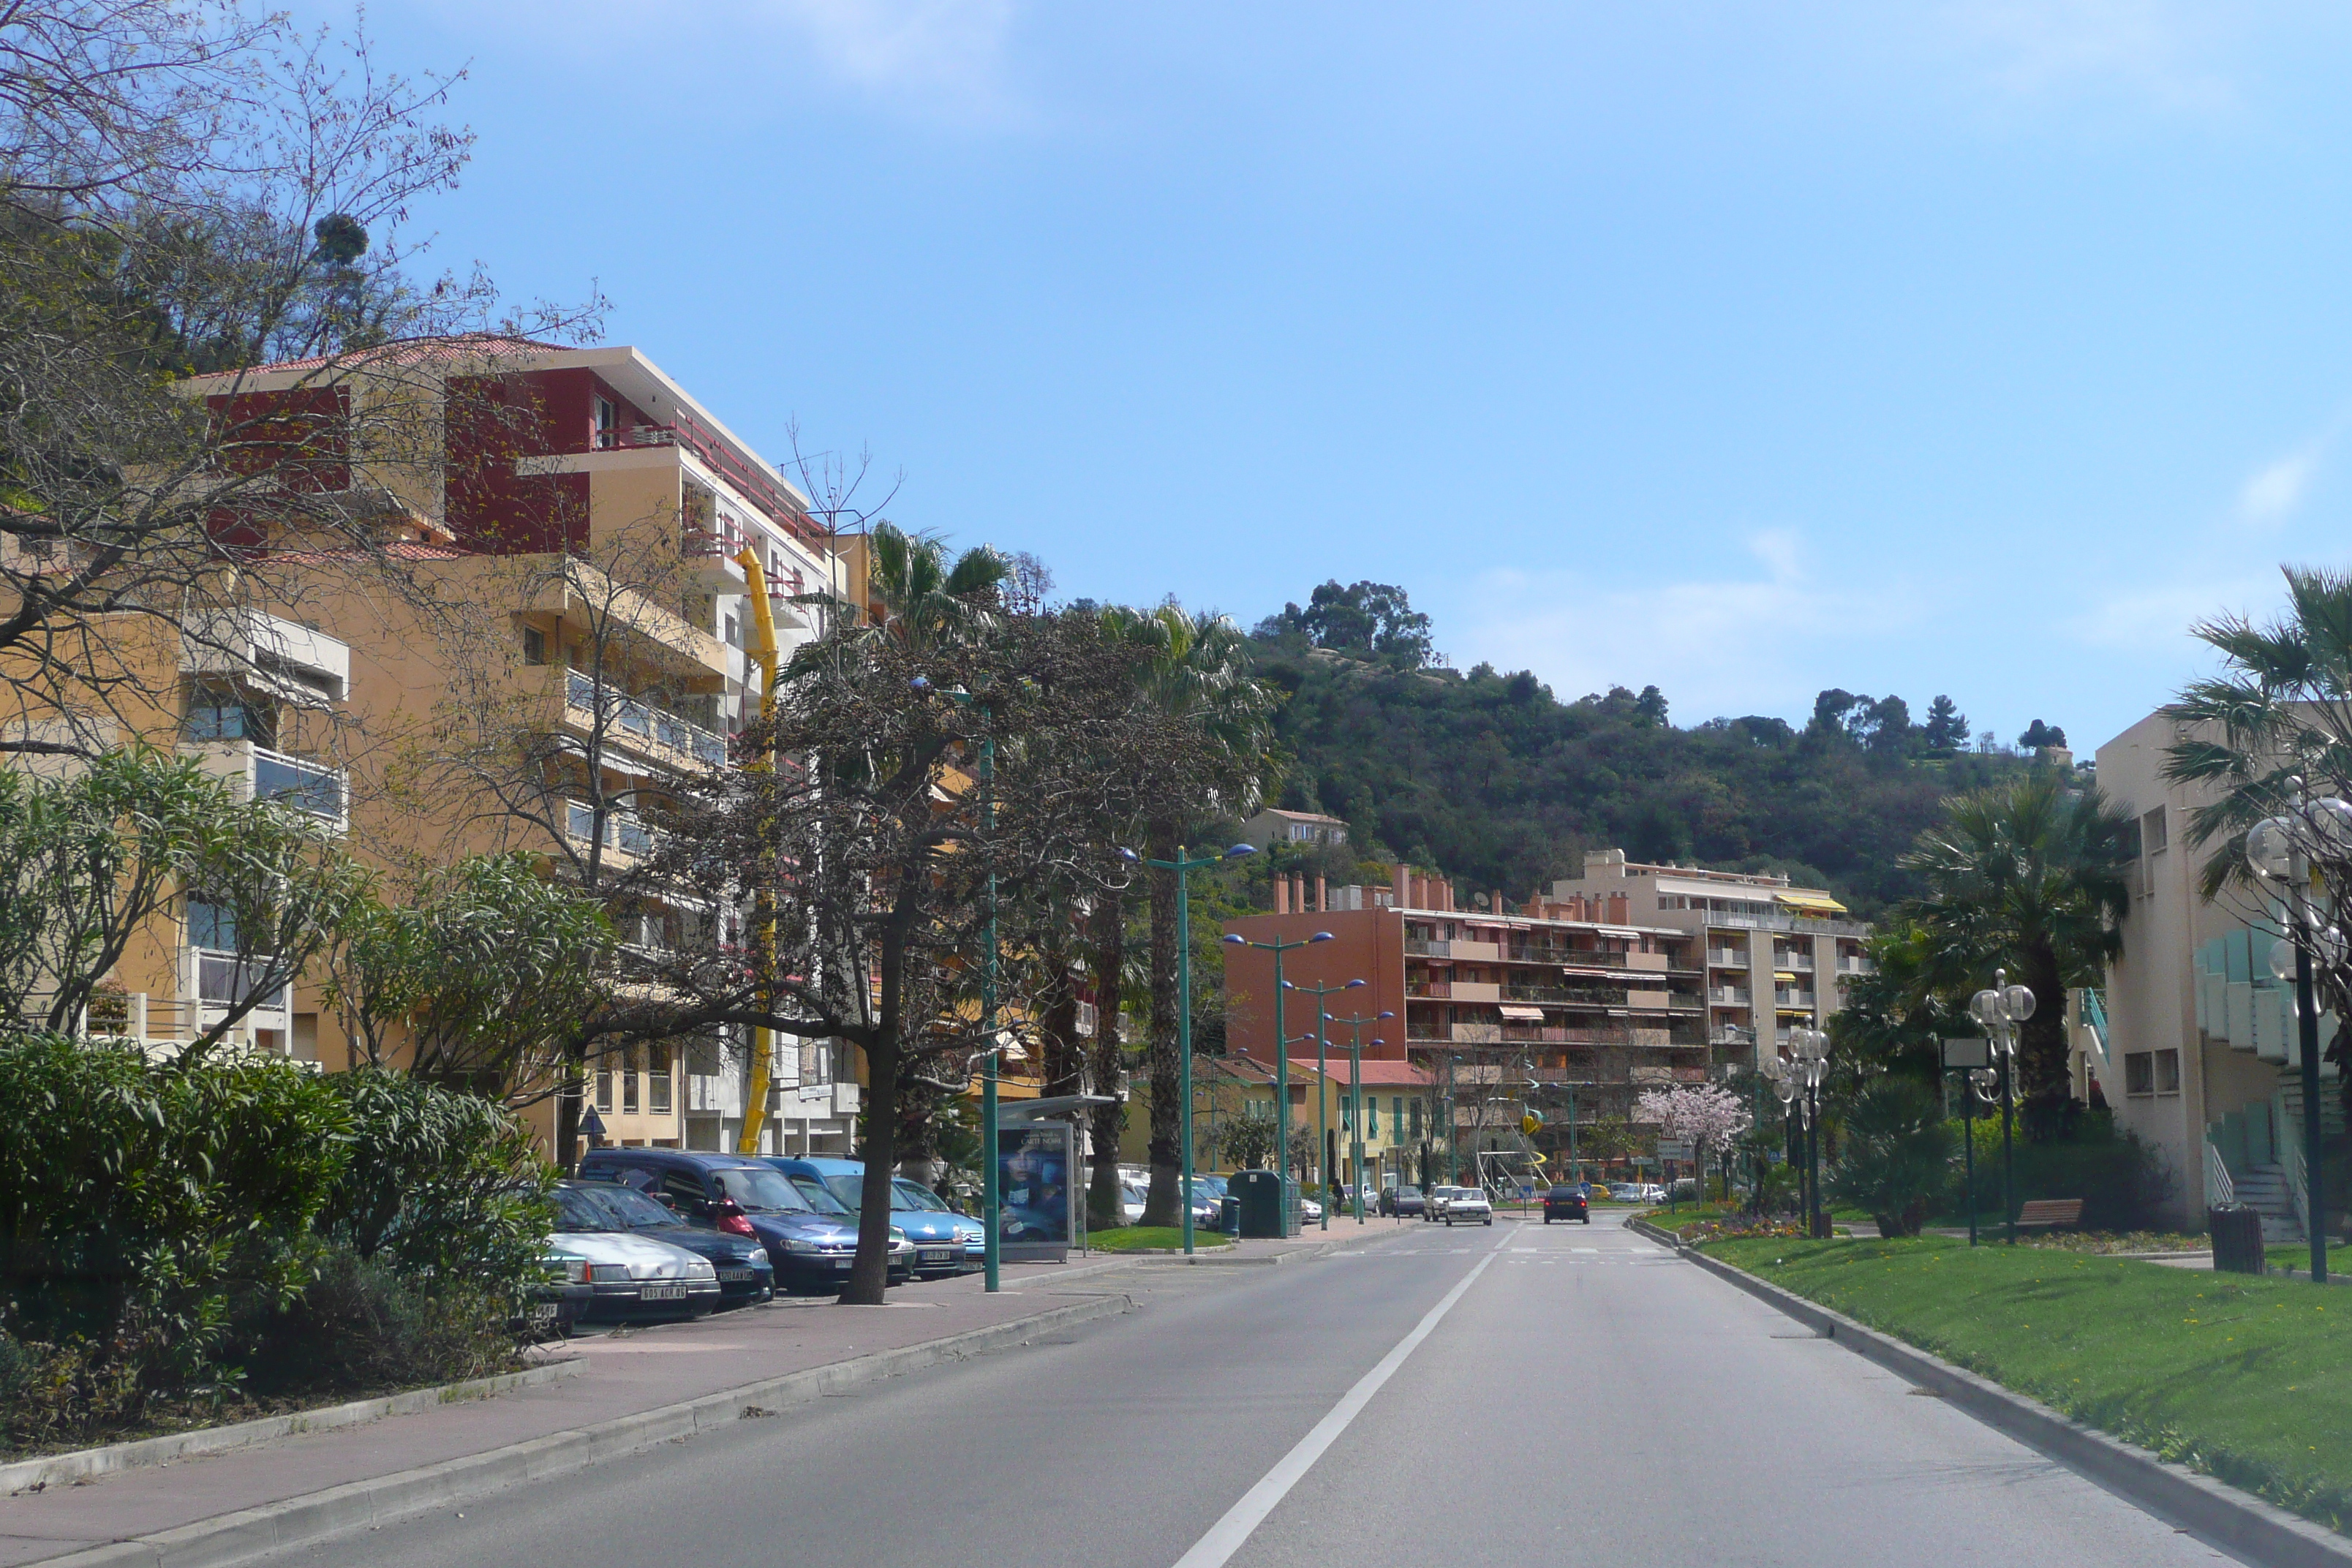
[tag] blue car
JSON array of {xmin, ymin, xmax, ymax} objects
[
  {"xmin": 768, "ymin": 1156, "xmax": 981, "ymax": 1277},
  {"xmin": 577, "ymin": 1147, "xmax": 908, "ymax": 1294}
]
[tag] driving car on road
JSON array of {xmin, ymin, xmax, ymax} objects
[
  {"xmin": 1438, "ymin": 1186, "xmax": 1493, "ymax": 1226},
  {"xmin": 1542, "ymin": 1183, "xmax": 1591, "ymax": 1224},
  {"xmin": 556, "ymin": 1180, "xmax": 773, "ymax": 1306}
]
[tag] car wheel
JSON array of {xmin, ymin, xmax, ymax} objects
[
  {"xmin": 1582, "ymin": 1216, "xmax": 1591, "ymax": 1224},
  {"xmin": 1484, "ymin": 1217, "xmax": 1492, "ymax": 1226}
]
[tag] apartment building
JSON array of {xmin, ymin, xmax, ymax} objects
[
  {"xmin": 2096, "ymin": 712, "xmax": 2342, "ymax": 1236},
  {"xmin": 1545, "ymin": 850, "xmax": 1871, "ymax": 1069},
  {"xmin": 14, "ymin": 339, "xmax": 862, "ymax": 1161},
  {"xmin": 1224, "ymin": 860, "xmax": 1708, "ymax": 1172}
]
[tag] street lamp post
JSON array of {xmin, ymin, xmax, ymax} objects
[
  {"xmin": 1286, "ymin": 977, "xmax": 1368, "ymax": 1230},
  {"xmin": 1762, "ymin": 1050, "xmax": 1799, "ymax": 1219},
  {"xmin": 1962, "ymin": 1066, "xmax": 1997, "ymax": 1247},
  {"xmin": 1131, "ymin": 844, "xmax": 1256, "ymax": 1257},
  {"xmin": 1224, "ymin": 927, "xmax": 1335, "ymax": 1237},
  {"xmin": 2246, "ymin": 783, "xmax": 2352, "ymax": 1286},
  {"xmin": 1788, "ymin": 1027, "xmax": 1830, "ymax": 1237},
  {"xmin": 1327, "ymin": 1010, "xmax": 1394, "ymax": 1224},
  {"xmin": 1968, "ymin": 971, "xmax": 2036, "ymax": 1246}
]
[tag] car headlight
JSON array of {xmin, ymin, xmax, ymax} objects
[
  {"xmin": 684, "ymin": 1258, "xmax": 717, "ymax": 1280},
  {"xmin": 588, "ymin": 1262, "xmax": 631, "ymax": 1283},
  {"xmin": 747, "ymin": 1248, "xmax": 770, "ymax": 1267},
  {"xmin": 783, "ymin": 1237, "xmax": 824, "ymax": 1254},
  {"xmin": 546, "ymin": 1255, "xmax": 589, "ymax": 1286}
]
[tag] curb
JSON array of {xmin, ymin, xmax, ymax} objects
[
  {"xmin": 2, "ymin": 1360, "xmax": 585, "ymax": 1498},
  {"xmin": 1673, "ymin": 1243, "xmax": 2352, "ymax": 1568},
  {"xmin": 25, "ymin": 1292, "xmax": 1134, "ymax": 1568}
]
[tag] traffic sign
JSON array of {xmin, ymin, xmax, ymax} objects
[
  {"xmin": 1656, "ymin": 1138, "xmax": 1692, "ymax": 1161},
  {"xmin": 1941, "ymin": 1038, "xmax": 1990, "ymax": 1069}
]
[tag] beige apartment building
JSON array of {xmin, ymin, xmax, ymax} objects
[
  {"xmin": 8, "ymin": 339, "xmax": 863, "ymax": 1161},
  {"xmin": 2095, "ymin": 712, "xmax": 2341, "ymax": 1237},
  {"xmin": 1545, "ymin": 850, "xmax": 1872, "ymax": 1072}
]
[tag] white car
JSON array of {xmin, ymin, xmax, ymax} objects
[
  {"xmin": 1298, "ymin": 1194, "xmax": 1324, "ymax": 1224},
  {"xmin": 547, "ymin": 1227, "xmax": 723, "ymax": 1321},
  {"xmin": 1120, "ymin": 1182, "xmax": 1147, "ymax": 1225},
  {"xmin": 1439, "ymin": 1186, "xmax": 1493, "ymax": 1226}
]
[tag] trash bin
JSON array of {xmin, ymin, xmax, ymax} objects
[
  {"xmin": 1218, "ymin": 1196, "xmax": 1241, "ymax": 1236},
  {"xmin": 1232, "ymin": 1170, "xmax": 1294, "ymax": 1238},
  {"xmin": 2210, "ymin": 1204, "xmax": 2265, "ymax": 1274}
]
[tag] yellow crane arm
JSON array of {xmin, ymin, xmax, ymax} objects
[{"xmin": 735, "ymin": 547, "xmax": 783, "ymax": 1156}]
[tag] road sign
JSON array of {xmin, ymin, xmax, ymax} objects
[
  {"xmin": 1656, "ymin": 1138, "xmax": 1692, "ymax": 1161},
  {"xmin": 579, "ymin": 1105, "xmax": 607, "ymax": 1142},
  {"xmin": 1941, "ymin": 1037, "xmax": 1990, "ymax": 1069}
]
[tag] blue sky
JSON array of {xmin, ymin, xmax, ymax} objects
[{"xmin": 339, "ymin": 1, "xmax": 2352, "ymax": 753}]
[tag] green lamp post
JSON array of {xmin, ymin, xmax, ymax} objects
[
  {"xmin": 1284, "ymin": 976, "xmax": 1367, "ymax": 1229},
  {"xmin": 1126, "ymin": 843, "xmax": 1256, "ymax": 1256},
  {"xmin": 1224, "ymin": 927, "xmax": 1335, "ymax": 1237},
  {"xmin": 1327, "ymin": 1009, "xmax": 1394, "ymax": 1222}
]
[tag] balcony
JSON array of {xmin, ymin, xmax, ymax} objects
[
  {"xmin": 1774, "ymin": 953, "xmax": 1816, "ymax": 973},
  {"xmin": 1705, "ymin": 949, "xmax": 1746, "ymax": 968},
  {"xmin": 1708, "ymin": 911, "xmax": 1870, "ymax": 938},
  {"xmin": 192, "ymin": 949, "xmax": 288, "ymax": 1019},
  {"xmin": 1404, "ymin": 938, "xmax": 1501, "ymax": 961},
  {"xmin": 1774, "ymin": 990, "xmax": 1818, "ymax": 1010},
  {"xmin": 1837, "ymin": 955, "xmax": 1876, "ymax": 976},
  {"xmin": 193, "ymin": 740, "xmax": 347, "ymax": 829},
  {"xmin": 565, "ymin": 670, "xmax": 728, "ymax": 770},
  {"xmin": 596, "ymin": 416, "xmax": 811, "ymax": 538},
  {"xmin": 566, "ymin": 799, "xmax": 657, "ymax": 867},
  {"xmin": 1510, "ymin": 946, "xmax": 1629, "ymax": 969},
  {"xmin": 1710, "ymin": 987, "xmax": 1752, "ymax": 1007}
]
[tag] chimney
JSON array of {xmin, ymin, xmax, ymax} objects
[
  {"xmin": 1607, "ymin": 892, "xmax": 1629, "ymax": 924},
  {"xmin": 1493, "ymin": 889, "xmax": 1505, "ymax": 919},
  {"xmin": 1392, "ymin": 862, "xmax": 1409, "ymax": 907},
  {"xmin": 1275, "ymin": 875, "xmax": 1289, "ymax": 915},
  {"xmin": 1316, "ymin": 873, "xmax": 1327, "ymax": 913},
  {"xmin": 1292, "ymin": 873, "xmax": 1306, "ymax": 913},
  {"xmin": 1441, "ymin": 881, "xmax": 1454, "ymax": 913}
]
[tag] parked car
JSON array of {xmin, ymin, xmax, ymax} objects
[
  {"xmin": 1379, "ymin": 1184, "xmax": 1426, "ymax": 1218},
  {"xmin": 1542, "ymin": 1184, "xmax": 1591, "ymax": 1224},
  {"xmin": 1119, "ymin": 1182, "xmax": 1147, "ymax": 1225},
  {"xmin": 1298, "ymin": 1193, "xmax": 1324, "ymax": 1224},
  {"xmin": 576, "ymin": 1147, "xmax": 900, "ymax": 1294},
  {"xmin": 891, "ymin": 1175, "xmax": 987, "ymax": 1270},
  {"xmin": 557, "ymin": 1180, "xmax": 774, "ymax": 1306},
  {"xmin": 527, "ymin": 1251, "xmax": 595, "ymax": 1336},
  {"xmin": 768, "ymin": 1157, "xmax": 962, "ymax": 1275},
  {"xmin": 776, "ymin": 1171, "xmax": 923, "ymax": 1279},
  {"xmin": 543, "ymin": 1223, "xmax": 721, "ymax": 1323}
]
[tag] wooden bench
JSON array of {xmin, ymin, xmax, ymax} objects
[{"xmin": 2014, "ymin": 1199, "xmax": 2084, "ymax": 1232}]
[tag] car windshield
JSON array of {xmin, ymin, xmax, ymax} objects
[
  {"xmin": 594, "ymin": 1185, "xmax": 678, "ymax": 1228},
  {"xmin": 1398, "ymin": 1186, "xmax": 1420, "ymax": 1198},
  {"xmin": 788, "ymin": 1175, "xmax": 853, "ymax": 1215},
  {"xmin": 824, "ymin": 1175, "xmax": 865, "ymax": 1211},
  {"xmin": 893, "ymin": 1180, "xmax": 949, "ymax": 1212},
  {"xmin": 713, "ymin": 1166, "xmax": 813, "ymax": 1213},
  {"xmin": 553, "ymin": 1186, "xmax": 620, "ymax": 1231}
]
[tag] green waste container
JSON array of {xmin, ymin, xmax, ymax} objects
[
  {"xmin": 1232, "ymin": 1170, "xmax": 1294, "ymax": 1238},
  {"xmin": 2210, "ymin": 1205, "xmax": 2265, "ymax": 1274}
]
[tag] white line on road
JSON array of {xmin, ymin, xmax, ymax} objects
[{"xmin": 1170, "ymin": 1237, "xmax": 1504, "ymax": 1568}]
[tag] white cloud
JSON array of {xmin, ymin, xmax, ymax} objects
[
  {"xmin": 2234, "ymin": 412, "xmax": 2352, "ymax": 529},
  {"xmin": 1449, "ymin": 530, "xmax": 1926, "ymax": 721},
  {"xmin": 1936, "ymin": 0, "xmax": 2242, "ymax": 113},
  {"xmin": 764, "ymin": 0, "xmax": 1025, "ymax": 121},
  {"xmin": 2066, "ymin": 572, "xmax": 2282, "ymax": 652}
]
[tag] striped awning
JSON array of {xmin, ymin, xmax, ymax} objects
[{"xmin": 1498, "ymin": 1004, "xmax": 1545, "ymax": 1021}]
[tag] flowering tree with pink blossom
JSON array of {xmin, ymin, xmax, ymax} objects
[{"xmin": 1633, "ymin": 1084, "xmax": 1752, "ymax": 1202}]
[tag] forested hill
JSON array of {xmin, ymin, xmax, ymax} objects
[{"xmin": 1245, "ymin": 584, "xmax": 2059, "ymax": 919}]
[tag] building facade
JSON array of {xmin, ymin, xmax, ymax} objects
[{"xmin": 2095, "ymin": 712, "xmax": 2342, "ymax": 1236}]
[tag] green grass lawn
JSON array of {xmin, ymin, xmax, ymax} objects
[
  {"xmin": 1085, "ymin": 1225, "xmax": 1234, "ymax": 1253},
  {"xmin": 1705, "ymin": 1233, "xmax": 2352, "ymax": 1531}
]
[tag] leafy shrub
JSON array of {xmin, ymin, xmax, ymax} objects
[
  {"xmin": 1949, "ymin": 1107, "xmax": 2175, "ymax": 1229},
  {"xmin": 1828, "ymin": 1078, "xmax": 1953, "ymax": 1237},
  {"xmin": 318, "ymin": 1069, "xmax": 554, "ymax": 1311},
  {"xmin": 242, "ymin": 1245, "xmax": 516, "ymax": 1396}
]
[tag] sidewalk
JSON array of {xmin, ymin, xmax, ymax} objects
[
  {"xmin": 0, "ymin": 1259, "xmax": 1123, "ymax": 1568},
  {"xmin": 0, "ymin": 1229, "xmax": 1387, "ymax": 1568}
]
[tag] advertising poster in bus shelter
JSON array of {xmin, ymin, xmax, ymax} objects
[{"xmin": 997, "ymin": 1120, "xmax": 1073, "ymax": 1262}]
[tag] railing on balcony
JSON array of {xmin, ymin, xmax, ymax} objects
[
  {"xmin": 1711, "ymin": 911, "xmax": 1870, "ymax": 938},
  {"xmin": 596, "ymin": 417, "xmax": 813, "ymax": 538},
  {"xmin": 195, "ymin": 949, "xmax": 287, "ymax": 1013},
  {"xmin": 253, "ymin": 746, "xmax": 345, "ymax": 823},
  {"xmin": 565, "ymin": 670, "xmax": 728, "ymax": 766},
  {"xmin": 1705, "ymin": 949, "xmax": 1746, "ymax": 968},
  {"xmin": 1710, "ymin": 987, "xmax": 1752, "ymax": 1006},
  {"xmin": 1511, "ymin": 946, "xmax": 1629, "ymax": 968},
  {"xmin": 1775, "ymin": 954, "xmax": 1816, "ymax": 972}
]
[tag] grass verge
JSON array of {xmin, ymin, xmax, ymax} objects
[
  {"xmin": 1704, "ymin": 1232, "xmax": 2352, "ymax": 1533},
  {"xmin": 1085, "ymin": 1225, "xmax": 1235, "ymax": 1253}
]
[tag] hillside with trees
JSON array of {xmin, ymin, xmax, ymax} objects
[{"xmin": 1246, "ymin": 581, "xmax": 2063, "ymax": 917}]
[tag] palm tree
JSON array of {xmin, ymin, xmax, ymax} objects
[
  {"xmin": 859, "ymin": 521, "xmax": 1008, "ymax": 652},
  {"xmin": 2162, "ymin": 566, "xmax": 2352, "ymax": 899},
  {"xmin": 1900, "ymin": 769, "xmax": 2134, "ymax": 1131},
  {"xmin": 1101, "ymin": 605, "xmax": 1278, "ymax": 1227}
]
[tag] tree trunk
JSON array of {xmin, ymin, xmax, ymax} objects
[
  {"xmin": 1085, "ymin": 886, "xmax": 1127, "ymax": 1230},
  {"xmin": 1140, "ymin": 840, "xmax": 1183, "ymax": 1227},
  {"xmin": 845, "ymin": 1030, "xmax": 897, "ymax": 1305},
  {"xmin": 2019, "ymin": 945, "xmax": 2072, "ymax": 1139}
]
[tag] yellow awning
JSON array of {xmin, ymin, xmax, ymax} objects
[
  {"xmin": 1774, "ymin": 971, "xmax": 1798, "ymax": 981},
  {"xmin": 1775, "ymin": 891, "xmax": 1847, "ymax": 915}
]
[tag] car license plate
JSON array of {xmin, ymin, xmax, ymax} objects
[
  {"xmin": 833, "ymin": 1256, "xmax": 853, "ymax": 1268},
  {"xmin": 528, "ymin": 1301, "xmax": 559, "ymax": 1322},
  {"xmin": 641, "ymin": 1284, "xmax": 688, "ymax": 1301},
  {"xmin": 718, "ymin": 1267, "xmax": 753, "ymax": 1282}
]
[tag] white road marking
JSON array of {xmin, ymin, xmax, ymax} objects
[{"xmin": 1170, "ymin": 1239, "xmax": 1504, "ymax": 1568}]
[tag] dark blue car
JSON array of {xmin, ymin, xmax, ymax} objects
[
  {"xmin": 576, "ymin": 1148, "xmax": 903, "ymax": 1294},
  {"xmin": 768, "ymin": 1157, "xmax": 981, "ymax": 1277},
  {"xmin": 556, "ymin": 1180, "xmax": 774, "ymax": 1305}
]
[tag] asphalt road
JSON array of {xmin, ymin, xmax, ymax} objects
[{"xmin": 271, "ymin": 1212, "xmax": 2236, "ymax": 1568}]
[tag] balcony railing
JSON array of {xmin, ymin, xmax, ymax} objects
[
  {"xmin": 195, "ymin": 949, "xmax": 287, "ymax": 1013},
  {"xmin": 596, "ymin": 416, "xmax": 813, "ymax": 537},
  {"xmin": 1511, "ymin": 946, "xmax": 1629, "ymax": 968},
  {"xmin": 565, "ymin": 670, "xmax": 728, "ymax": 766},
  {"xmin": 1710, "ymin": 987, "xmax": 1752, "ymax": 1006},
  {"xmin": 253, "ymin": 746, "xmax": 345, "ymax": 823}
]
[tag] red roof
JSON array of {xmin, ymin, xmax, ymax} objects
[
  {"xmin": 1286, "ymin": 1058, "xmax": 1433, "ymax": 1086},
  {"xmin": 184, "ymin": 334, "xmax": 571, "ymax": 383}
]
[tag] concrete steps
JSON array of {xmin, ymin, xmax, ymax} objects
[{"xmin": 2235, "ymin": 1164, "xmax": 2304, "ymax": 1243}]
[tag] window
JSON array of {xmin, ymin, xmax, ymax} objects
[
  {"xmin": 187, "ymin": 898, "xmax": 236, "ymax": 951},
  {"xmin": 2155, "ymin": 1049, "xmax": 2182, "ymax": 1095},
  {"xmin": 521, "ymin": 626, "xmax": 546, "ymax": 666},
  {"xmin": 621, "ymin": 1063, "xmax": 639, "ymax": 1114},
  {"xmin": 595, "ymin": 1070, "xmax": 612, "ymax": 1112},
  {"xmin": 2142, "ymin": 806, "xmax": 2168, "ymax": 855},
  {"xmin": 648, "ymin": 1044, "xmax": 672, "ymax": 1114},
  {"xmin": 184, "ymin": 683, "xmax": 273, "ymax": 747},
  {"xmin": 1393, "ymin": 1096, "xmax": 1405, "ymax": 1139},
  {"xmin": 1411, "ymin": 1098, "xmax": 1422, "ymax": 1138},
  {"xmin": 2124, "ymin": 1051, "xmax": 2154, "ymax": 1096},
  {"xmin": 1367, "ymin": 1098, "xmax": 1380, "ymax": 1138},
  {"xmin": 568, "ymin": 801, "xmax": 599, "ymax": 843},
  {"xmin": 593, "ymin": 396, "xmax": 618, "ymax": 449}
]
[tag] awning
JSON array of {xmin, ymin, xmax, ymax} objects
[
  {"xmin": 1774, "ymin": 971, "xmax": 1798, "ymax": 981},
  {"xmin": 1775, "ymin": 891, "xmax": 1847, "ymax": 915},
  {"xmin": 1498, "ymin": 1004, "xmax": 1545, "ymax": 1021}
]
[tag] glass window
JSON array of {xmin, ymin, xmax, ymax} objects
[
  {"xmin": 713, "ymin": 1166, "xmax": 813, "ymax": 1213},
  {"xmin": 621, "ymin": 1068, "xmax": 638, "ymax": 1114},
  {"xmin": 593, "ymin": 1184, "xmax": 677, "ymax": 1228},
  {"xmin": 1368, "ymin": 1098, "xmax": 1380, "ymax": 1138},
  {"xmin": 184, "ymin": 683, "xmax": 272, "ymax": 746},
  {"xmin": 521, "ymin": 626, "xmax": 546, "ymax": 666},
  {"xmin": 824, "ymin": 1174, "xmax": 864, "ymax": 1212},
  {"xmin": 595, "ymin": 1070, "xmax": 611, "ymax": 1112},
  {"xmin": 790, "ymin": 1175, "xmax": 852, "ymax": 1215},
  {"xmin": 553, "ymin": 1186, "xmax": 619, "ymax": 1231},
  {"xmin": 2155, "ymin": 1049, "xmax": 2182, "ymax": 1095},
  {"xmin": 892, "ymin": 1179, "xmax": 949, "ymax": 1211},
  {"xmin": 658, "ymin": 1169, "xmax": 705, "ymax": 1208},
  {"xmin": 2123, "ymin": 1052, "xmax": 2154, "ymax": 1096},
  {"xmin": 187, "ymin": 899, "xmax": 236, "ymax": 951},
  {"xmin": 568, "ymin": 802, "xmax": 598, "ymax": 842},
  {"xmin": 648, "ymin": 1047, "xmax": 671, "ymax": 1114}
]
